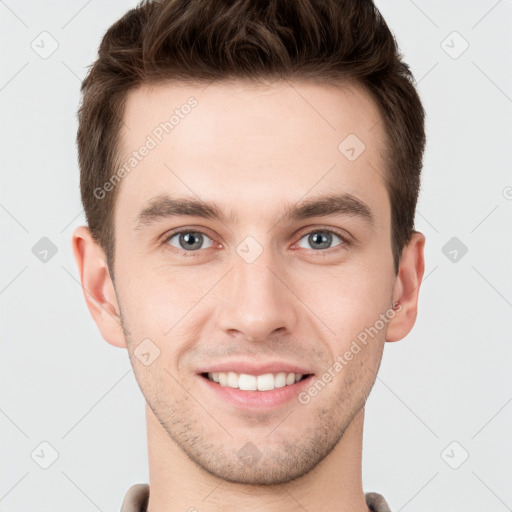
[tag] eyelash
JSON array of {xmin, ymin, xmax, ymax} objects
[{"xmin": 161, "ymin": 226, "xmax": 351, "ymax": 258}]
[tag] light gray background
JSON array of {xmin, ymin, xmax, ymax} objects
[{"xmin": 1, "ymin": 1, "xmax": 511, "ymax": 511}]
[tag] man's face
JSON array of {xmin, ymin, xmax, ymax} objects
[{"xmin": 112, "ymin": 80, "xmax": 396, "ymax": 484}]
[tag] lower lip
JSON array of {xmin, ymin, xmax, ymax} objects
[{"xmin": 199, "ymin": 374, "xmax": 313, "ymax": 410}]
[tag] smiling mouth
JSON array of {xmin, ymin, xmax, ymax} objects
[{"xmin": 201, "ymin": 371, "xmax": 311, "ymax": 391}]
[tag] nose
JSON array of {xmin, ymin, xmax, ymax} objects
[{"xmin": 216, "ymin": 244, "xmax": 299, "ymax": 342}]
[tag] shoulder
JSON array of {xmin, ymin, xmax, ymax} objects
[
  {"xmin": 120, "ymin": 483, "xmax": 150, "ymax": 512},
  {"xmin": 365, "ymin": 491, "xmax": 392, "ymax": 512}
]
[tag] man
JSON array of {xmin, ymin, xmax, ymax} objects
[{"xmin": 72, "ymin": 0, "xmax": 426, "ymax": 510}]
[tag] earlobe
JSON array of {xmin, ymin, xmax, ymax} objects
[
  {"xmin": 71, "ymin": 226, "xmax": 127, "ymax": 349},
  {"xmin": 385, "ymin": 231, "xmax": 426, "ymax": 342}
]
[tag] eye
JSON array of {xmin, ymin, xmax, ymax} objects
[
  {"xmin": 162, "ymin": 227, "xmax": 348, "ymax": 257},
  {"xmin": 296, "ymin": 229, "xmax": 347, "ymax": 251},
  {"xmin": 165, "ymin": 230, "xmax": 214, "ymax": 252}
]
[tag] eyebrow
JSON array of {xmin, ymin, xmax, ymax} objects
[{"xmin": 134, "ymin": 192, "xmax": 375, "ymax": 230}]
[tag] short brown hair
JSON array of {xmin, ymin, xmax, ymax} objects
[{"xmin": 77, "ymin": 0, "xmax": 426, "ymax": 276}]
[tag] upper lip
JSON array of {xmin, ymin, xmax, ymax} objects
[{"xmin": 197, "ymin": 361, "xmax": 313, "ymax": 376}]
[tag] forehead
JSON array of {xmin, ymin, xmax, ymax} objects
[{"xmin": 115, "ymin": 79, "xmax": 389, "ymax": 229}]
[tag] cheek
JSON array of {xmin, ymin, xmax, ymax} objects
[
  {"xmin": 117, "ymin": 259, "xmax": 205, "ymax": 325},
  {"xmin": 116, "ymin": 265, "xmax": 214, "ymax": 367},
  {"xmin": 293, "ymin": 264, "xmax": 391, "ymax": 340}
]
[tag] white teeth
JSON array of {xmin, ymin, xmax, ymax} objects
[
  {"xmin": 257, "ymin": 373, "xmax": 275, "ymax": 391},
  {"xmin": 274, "ymin": 372, "xmax": 286, "ymax": 388},
  {"xmin": 218, "ymin": 372, "xmax": 228, "ymax": 386},
  {"xmin": 239, "ymin": 374, "xmax": 257, "ymax": 391},
  {"xmin": 227, "ymin": 371, "xmax": 239, "ymax": 388},
  {"xmin": 207, "ymin": 371, "xmax": 305, "ymax": 391}
]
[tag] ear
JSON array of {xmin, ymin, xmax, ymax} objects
[
  {"xmin": 71, "ymin": 225, "xmax": 127, "ymax": 348},
  {"xmin": 386, "ymin": 231, "xmax": 426, "ymax": 342}
]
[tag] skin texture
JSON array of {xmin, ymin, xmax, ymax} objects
[{"xmin": 72, "ymin": 80, "xmax": 425, "ymax": 512}]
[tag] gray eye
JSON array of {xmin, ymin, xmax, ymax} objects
[
  {"xmin": 297, "ymin": 230, "xmax": 343, "ymax": 250},
  {"xmin": 167, "ymin": 231, "xmax": 213, "ymax": 251}
]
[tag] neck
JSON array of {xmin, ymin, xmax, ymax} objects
[{"xmin": 145, "ymin": 404, "xmax": 369, "ymax": 512}]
